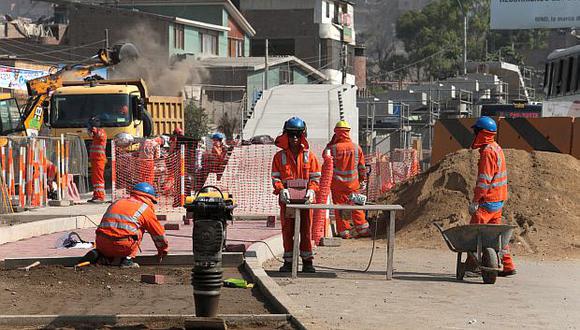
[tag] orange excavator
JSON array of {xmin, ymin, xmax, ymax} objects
[{"xmin": 0, "ymin": 43, "xmax": 138, "ymax": 137}]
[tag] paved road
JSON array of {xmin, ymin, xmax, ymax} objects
[
  {"xmin": 0, "ymin": 220, "xmax": 278, "ymax": 259},
  {"xmin": 265, "ymin": 239, "xmax": 580, "ymax": 330}
]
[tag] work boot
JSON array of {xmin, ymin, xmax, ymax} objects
[
  {"xmin": 353, "ymin": 228, "xmax": 371, "ymax": 238},
  {"xmin": 278, "ymin": 261, "xmax": 292, "ymax": 273},
  {"xmin": 498, "ymin": 269, "xmax": 517, "ymax": 277},
  {"xmin": 120, "ymin": 257, "xmax": 140, "ymax": 269},
  {"xmin": 301, "ymin": 260, "xmax": 316, "ymax": 273}
]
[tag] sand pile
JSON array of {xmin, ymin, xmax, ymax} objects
[{"xmin": 380, "ymin": 149, "xmax": 580, "ymax": 258}]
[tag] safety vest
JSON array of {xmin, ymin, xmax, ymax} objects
[
  {"xmin": 96, "ymin": 197, "xmax": 169, "ymax": 251},
  {"xmin": 271, "ymin": 148, "xmax": 321, "ymax": 192},
  {"xmin": 326, "ymin": 142, "xmax": 366, "ymax": 190},
  {"xmin": 474, "ymin": 142, "xmax": 508, "ymax": 203},
  {"xmin": 89, "ymin": 128, "xmax": 107, "ymax": 160}
]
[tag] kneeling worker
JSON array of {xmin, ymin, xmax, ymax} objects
[{"xmin": 95, "ymin": 182, "xmax": 169, "ymax": 268}]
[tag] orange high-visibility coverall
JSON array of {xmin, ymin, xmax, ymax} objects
[
  {"xmin": 138, "ymin": 138, "xmax": 161, "ymax": 185},
  {"xmin": 95, "ymin": 193, "xmax": 168, "ymax": 258},
  {"xmin": 470, "ymin": 130, "xmax": 515, "ymax": 272},
  {"xmin": 271, "ymin": 133, "xmax": 321, "ymax": 262},
  {"xmin": 89, "ymin": 128, "xmax": 107, "ymax": 201},
  {"xmin": 325, "ymin": 128, "xmax": 369, "ymax": 238}
]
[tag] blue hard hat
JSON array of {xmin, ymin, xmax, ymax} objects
[
  {"xmin": 283, "ymin": 117, "xmax": 306, "ymax": 131},
  {"xmin": 472, "ymin": 116, "xmax": 497, "ymax": 132},
  {"xmin": 211, "ymin": 132, "xmax": 225, "ymax": 140},
  {"xmin": 132, "ymin": 182, "xmax": 157, "ymax": 203}
]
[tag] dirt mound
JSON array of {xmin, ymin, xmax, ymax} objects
[{"xmin": 381, "ymin": 149, "xmax": 580, "ymax": 259}]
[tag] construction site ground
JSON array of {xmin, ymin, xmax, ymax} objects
[
  {"xmin": 264, "ymin": 239, "xmax": 580, "ymax": 330},
  {"xmin": 0, "ymin": 265, "xmax": 272, "ymax": 315}
]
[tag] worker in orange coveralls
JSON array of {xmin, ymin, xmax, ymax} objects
[
  {"xmin": 468, "ymin": 116, "xmax": 516, "ymax": 276},
  {"xmin": 138, "ymin": 136, "xmax": 163, "ymax": 185},
  {"xmin": 169, "ymin": 127, "xmax": 185, "ymax": 153},
  {"xmin": 95, "ymin": 182, "xmax": 168, "ymax": 268},
  {"xmin": 205, "ymin": 132, "xmax": 228, "ymax": 179},
  {"xmin": 87, "ymin": 117, "xmax": 107, "ymax": 203},
  {"xmin": 271, "ymin": 117, "xmax": 321, "ymax": 273},
  {"xmin": 325, "ymin": 120, "xmax": 370, "ymax": 239}
]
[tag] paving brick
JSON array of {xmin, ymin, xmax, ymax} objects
[
  {"xmin": 164, "ymin": 223, "xmax": 180, "ymax": 230},
  {"xmin": 141, "ymin": 274, "xmax": 165, "ymax": 284},
  {"xmin": 157, "ymin": 214, "xmax": 168, "ymax": 221}
]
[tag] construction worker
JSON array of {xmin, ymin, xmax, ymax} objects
[
  {"xmin": 469, "ymin": 116, "xmax": 516, "ymax": 276},
  {"xmin": 271, "ymin": 117, "xmax": 321, "ymax": 273},
  {"xmin": 95, "ymin": 182, "xmax": 168, "ymax": 268},
  {"xmin": 138, "ymin": 136, "xmax": 163, "ymax": 185},
  {"xmin": 88, "ymin": 117, "xmax": 107, "ymax": 203},
  {"xmin": 325, "ymin": 120, "xmax": 370, "ymax": 239},
  {"xmin": 205, "ymin": 132, "xmax": 228, "ymax": 180}
]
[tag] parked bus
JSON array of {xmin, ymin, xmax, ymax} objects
[{"xmin": 543, "ymin": 44, "xmax": 580, "ymax": 117}]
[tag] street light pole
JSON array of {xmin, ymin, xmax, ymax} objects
[{"xmin": 455, "ymin": 0, "xmax": 467, "ymax": 76}]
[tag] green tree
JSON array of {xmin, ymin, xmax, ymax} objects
[
  {"xmin": 393, "ymin": 0, "xmax": 547, "ymax": 80},
  {"xmin": 184, "ymin": 100, "xmax": 209, "ymax": 140},
  {"xmin": 217, "ymin": 112, "xmax": 240, "ymax": 140}
]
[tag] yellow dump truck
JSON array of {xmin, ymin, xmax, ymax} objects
[{"xmin": 48, "ymin": 79, "xmax": 184, "ymax": 143}]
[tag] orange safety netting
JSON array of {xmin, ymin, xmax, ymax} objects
[{"xmin": 112, "ymin": 140, "xmax": 420, "ymax": 217}]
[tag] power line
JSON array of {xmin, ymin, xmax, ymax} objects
[
  {"xmin": 15, "ymin": 39, "xmax": 106, "ymax": 57},
  {"xmin": 367, "ymin": 48, "xmax": 451, "ymax": 80},
  {"xmin": 0, "ymin": 38, "xmax": 94, "ymax": 60}
]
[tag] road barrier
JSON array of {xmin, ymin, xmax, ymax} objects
[
  {"xmin": 112, "ymin": 139, "xmax": 421, "ymax": 217},
  {"xmin": 432, "ymin": 117, "xmax": 580, "ymax": 164},
  {"xmin": 0, "ymin": 135, "xmax": 89, "ymax": 214}
]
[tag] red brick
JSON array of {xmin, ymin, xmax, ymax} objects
[
  {"xmin": 164, "ymin": 223, "xmax": 180, "ymax": 230},
  {"xmin": 225, "ymin": 244, "xmax": 246, "ymax": 252},
  {"xmin": 141, "ymin": 274, "xmax": 165, "ymax": 284}
]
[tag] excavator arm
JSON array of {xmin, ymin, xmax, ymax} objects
[{"xmin": 17, "ymin": 43, "xmax": 138, "ymax": 136}]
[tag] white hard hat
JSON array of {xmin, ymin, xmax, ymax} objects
[{"xmin": 114, "ymin": 133, "xmax": 134, "ymax": 147}]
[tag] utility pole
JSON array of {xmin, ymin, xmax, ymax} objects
[
  {"xmin": 105, "ymin": 29, "xmax": 109, "ymax": 48},
  {"xmin": 341, "ymin": 43, "xmax": 347, "ymax": 84},
  {"xmin": 455, "ymin": 0, "xmax": 467, "ymax": 76},
  {"xmin": 264, "ymin": 38, "xmax": 269, "ymax": 90}
]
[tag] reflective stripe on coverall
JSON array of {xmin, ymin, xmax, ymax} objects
[
  {"xmin": 95, "ymin": 194, "xmax": 168, "ymax": 258},
  {"xmin": 89, "ymin": 128, "xmax": 107, "ymax": 201},
  {"xmin": 470, "ymin": 130, "xmax": 514, "ymax": 271},
  {"xmin": 325, "ymin": 128, "xmax": 369, "ymax": 238},
  {"xmin": 271, "ymin": 133, "xmax": 321, "ymax": 262}
]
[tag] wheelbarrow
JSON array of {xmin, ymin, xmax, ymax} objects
[{"xmin": 434, "ymin": 223, "xmax": 515, "ymax": 284}]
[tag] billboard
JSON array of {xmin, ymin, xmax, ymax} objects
[
  {"xmin": 0, "ymin": 65, "xmax": 47, "ymax": 90},
  {"xmin": 491, "ymin": 0, "xmax": 580, "ymax": 30}
]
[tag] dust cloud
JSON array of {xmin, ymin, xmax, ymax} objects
[{"xmin": 109, "ymin": 24, "xmax": 208, "ymax": 96}]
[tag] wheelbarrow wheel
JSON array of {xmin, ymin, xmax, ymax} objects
[
  {"xmin": 481, "ymin": 248, "xmax": 498, "ymax": 284},
  {"xmin": 456, "ymin": 252, "xmax": 465, "ymax": 280}
]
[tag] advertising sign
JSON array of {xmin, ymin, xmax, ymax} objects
[
  {"xmin": 0, "ymin": 65, "xmax": 47, "ymax": 90},
  {"xmin": 491, "ymin": 0, "xmax": 580, "ymax": 30}
]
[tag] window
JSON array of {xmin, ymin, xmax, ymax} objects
[
  {"xmin": 325, "ymin": 1, "xmax": 330, "ymax": 18},
  {"xmin": 0, "ymin": 98, "xmax": 21, "ymax": 133},
  {"xmin": 228, "ymin": 38, "xmax": 244, "ymax": 57},
  {"xmin": 200, "ymin": 30, "xmax": 218, "ymax": 55},
  {"xmin": 279, "ymin": 66, "xmax": 292, "ymax": 84},
  {"xmin": 174, "ymin": 24, "xmax": 184, "ymax": 50},
  {"xmin": 50, "ymin": 94, "xmax": 131, "ymax": 128}
]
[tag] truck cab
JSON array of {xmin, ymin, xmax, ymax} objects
[{"xmin": 48, "ymin": 81, "xmax": 152, "ymax": 142}]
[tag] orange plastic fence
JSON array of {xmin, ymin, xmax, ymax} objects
[{"xmin": 112, "ymin": 141, "xmax": 420, "ymax": 217}]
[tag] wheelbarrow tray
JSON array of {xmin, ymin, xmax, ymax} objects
[{"xmin": 436, "ymin": 224, "xmax": 516, "ymax": 253}]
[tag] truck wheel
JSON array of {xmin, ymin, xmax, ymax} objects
[
  {"xmin": 481, "ymin": 248, "xmax": 498, "ymax": 284},
  {"xmin": 142, "ymin": 110, "xmax": 153, "ymax": 137}
]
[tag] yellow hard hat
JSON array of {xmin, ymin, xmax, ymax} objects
[{"xmin": 335, "ymin": 120, "xmax": 351, "ymax": 129}]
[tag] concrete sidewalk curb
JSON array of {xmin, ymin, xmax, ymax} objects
[
  {"xmin": 244, "ymin": 234, "xmax": 320, "ymax": 330},
  {"xmin": 0, "ymin": 214, "xmax": 102, "ymax": 245},
  {"xmin": 0, "ymin": 314, "xmax": 291, "ymax": 327}
]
